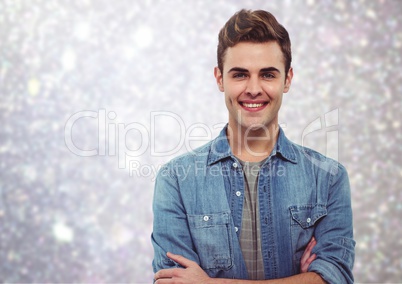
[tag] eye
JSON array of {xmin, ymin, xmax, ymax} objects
[
  {"xmin": 233, "ymin": 73, "xmax": 248, "ymax": 79},
  {"xmin": 262, "ymin": 73, "xmax": 275, "ymax": 79}
]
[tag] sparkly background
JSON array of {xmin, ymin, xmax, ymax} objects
[{"xmin": 0, "ymin": 0, "xmax": 401, "ymax": 283}]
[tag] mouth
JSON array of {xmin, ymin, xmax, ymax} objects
[{"xmin": 239, "ymin": 101, "xmax": 268, "ymax": 111}]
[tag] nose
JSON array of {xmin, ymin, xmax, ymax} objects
[{"xmin": 245, "ymin": 76, "xmax": 262, "ymax": 97}]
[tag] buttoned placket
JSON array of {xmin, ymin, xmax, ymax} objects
[{"xmin": 228, "ymin": 159, "xmax": 245, "ymax": 238}]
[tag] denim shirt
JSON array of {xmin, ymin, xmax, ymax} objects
[{"xmin": 152, "ymin": 126, "xmax": 355, "ymax": 283}]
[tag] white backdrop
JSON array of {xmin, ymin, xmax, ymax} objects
[{"xmin": 0, "ymin": 0, "xmax": 401, "ymax": 283}]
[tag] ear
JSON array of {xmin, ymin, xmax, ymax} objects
[
  {"xmin": 283, "ymin": 67, "xmax": 293, "ymax": 93},
  {"xmin": 214, "ymin": 67, "xmax": 224, "ymax": 92}
]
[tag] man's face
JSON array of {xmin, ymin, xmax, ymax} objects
[{"xmin": 215, "ymin": 41, "xmax": 293, "ymax": 133}]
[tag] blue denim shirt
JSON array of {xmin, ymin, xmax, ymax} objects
[{"xmin": 152, "ymin": 126, "xmax": 355, "ymax": 283}]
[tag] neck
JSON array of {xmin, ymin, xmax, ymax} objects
[{"xmin": 227, "ymin": 123, "xmax": 280, "ymax": 162}]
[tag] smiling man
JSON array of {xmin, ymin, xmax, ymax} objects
[
  {"xmin": 216, "ymin": 40, "xmax": 290, "ymax": 163},
  {"xmin": 152, "ymin": 9, "xmax": 355, "ymax": 283}
]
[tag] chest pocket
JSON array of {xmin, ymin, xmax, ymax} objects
[
  {"xmin": 187, "ymin": 212, "xmax": 233, "ymax": 271},
  {"xmin": 289, "ymin": 204, "xmax": 327, "ymax": 273},
  {"xmin": 290, "ymin": 204, "xmax": 327, "ymax": 229}
]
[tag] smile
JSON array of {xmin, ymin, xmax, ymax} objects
[
  {"xmin": 240, "ymin": 101, "xmax": 268, "ymax": 111},
  {"xmin": 241, "ymin": 103, "xmax": 265, "ymax": 108}
]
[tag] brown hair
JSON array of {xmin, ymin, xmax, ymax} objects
[{"xmin": 217, "ymin": 9, "xmax": 292, "ymax": 75}]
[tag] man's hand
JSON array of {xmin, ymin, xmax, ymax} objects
[
  {"xmin": 155, "ymin": 237, "xmax": 317, "ymax": 283},
  {"xmin": 154, "ymin": 252, "xmax": 211, "ymax": 284},
  {"xmin": 300, "ymin": 237, "xmax": 317, "ymax": 273}
]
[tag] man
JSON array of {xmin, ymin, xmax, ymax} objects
[{"xmin": 152, "ymin": 9, "xmax": 355, "ymax": 283}]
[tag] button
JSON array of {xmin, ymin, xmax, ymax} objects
[
  {"xmin": 306, "ymin": 218, "xmax": 311, "ymax": 223},
  {"xmin": 233, "ymin": 162, "xmax": 238, "ymax": 168},
  {"xmin": 235, "ymin": 227, "xmax": 238, "ymax": 232},
  {"xmin": 203, "ymin": 216, "xmax": 209, "ymax": 221},
  {"xmin": 236, "ymin": 191, "xmax": 241, "ymax": 197}
]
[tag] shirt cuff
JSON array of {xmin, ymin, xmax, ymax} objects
[{"xmin": 308, "ymin": 258, "xmax": 353, "ymax": 284}]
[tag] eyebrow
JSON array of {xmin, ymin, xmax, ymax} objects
[
  {"xmin": 260, "ymin": 67, "xmax": 281, "ymax": 74},
  {"xmin": 227, "ymin": 67, "xmax": 281, "ymax": 74}
]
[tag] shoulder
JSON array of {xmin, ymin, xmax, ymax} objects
[
  {"xmin": 289, "ymin": 140, "xmax": 348, "ymax": 178},
  {"xmin": 285, "ymin": 141, "xmax": 351, "ymax": 202}
]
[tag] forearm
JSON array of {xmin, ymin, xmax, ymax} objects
[{"xmin": 208, "ymin": 272, "xmax": 326, "ymax": 284}]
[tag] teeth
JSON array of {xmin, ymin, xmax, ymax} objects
[{"xmin": 242, "ymin": 103, "xmax": 264, "ymax": 108}]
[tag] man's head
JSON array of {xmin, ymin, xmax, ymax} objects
[
  {"xmin": 214, "ymin": 9, "xmax": 294, "ymax": 139},
  {"xmin": 217, "ymin": 9, "xmax": 291, "ymax": 76}
]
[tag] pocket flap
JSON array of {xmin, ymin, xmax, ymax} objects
[
  {"xmin": 289, "ymin": 204, "xmax": 327, "ymax": 229},
  {"xmin": 187, "ymin": 212, "xmax": 230, "ymax": 228}
]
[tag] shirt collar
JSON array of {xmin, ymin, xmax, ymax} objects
[
  {"xmin": 274, "ymin": 126, "xmax": 297, "ymax": 163},
  {"xmin": 207, "ymin": 124, "xmax": 297, "ymax": 165},
  {"xmin": 207, "ymin": 125, "xmax": 233, "ymax": 165}
]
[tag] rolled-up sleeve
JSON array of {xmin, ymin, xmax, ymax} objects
[
  {"xmin": 151, "ymin": 164, "xmax": 200, "ymax": 273},
  {"xmin": 308, "ymin": 164, "xmax": 356, "ymax": 284}
]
